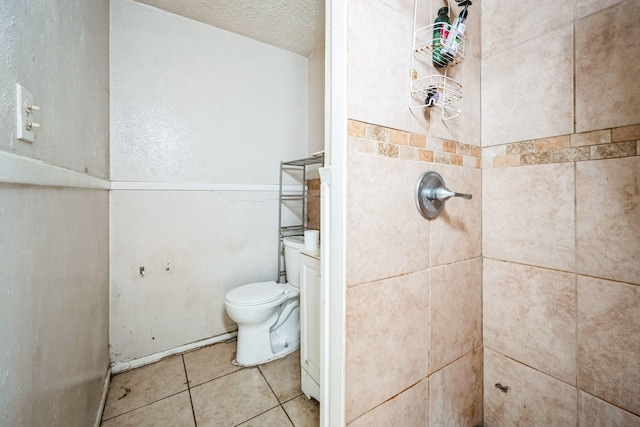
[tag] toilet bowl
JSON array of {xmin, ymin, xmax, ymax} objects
[{"xmin": 224, "ymin": 236, "xmax": 304, "ymax": 366}]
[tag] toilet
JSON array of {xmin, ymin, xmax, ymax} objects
[{"xmin": 224, "ymin": 236, "xmax": 304, "ymax": 366}]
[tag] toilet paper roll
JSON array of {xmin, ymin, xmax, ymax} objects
[{"xmin": 304, "ymin": 229, "xmax": 320, "ymax": 252}]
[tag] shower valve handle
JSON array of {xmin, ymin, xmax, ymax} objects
[
  {"xmin": 425, "ymin": 186, "xmax": 472, "ymax": 202},
  {"xmin": 415, "ymin": 171, "xmax": 473, "ymax": 219}
]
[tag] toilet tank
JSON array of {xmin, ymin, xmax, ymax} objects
[{"xmin": 283, "ymin": 236, "xmax": 305, "ymax": 288}]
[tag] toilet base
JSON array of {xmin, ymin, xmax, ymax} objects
[
  {"xmin": 232, "ymin": 300, "xmax": 300, "ymax": 367},
  {"xmin": 232, "ymin": 342, "xmax": 299, "ymax": 367}
]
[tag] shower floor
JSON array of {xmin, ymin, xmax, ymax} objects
[{"xmin": 100, "ymin": 341, "xmax": 318, "ymax": 426}]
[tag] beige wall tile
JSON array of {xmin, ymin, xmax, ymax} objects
[
  {"xmin": 430, "ymin": 164, "xmax": 481, "ymax": 266},
  {"xmin": 346, "ymin": 153, "xmax": 430, "ymax": 285},
  {"xmin": 427, "ymin": 137, "xmax": 443, "ymax": 152},
  {"xmin": 576, "ymin": 156, "xmax": 640, "ymax": 285},
  {"xmin": 348, "ymin": 120, "xmax": 366, "ymax": 138},
  {"xmin": 389, "ymin": 128, "xmax": 408, "ymax": 145},
  {"xmin": 435, "ymin": 152, "xmax": 450, "ymax": 164},
  {"xmin": 483, "ymin": 0, "xmax": 574, "ymax": 58},
  {"xmin": 450, "ymin": 153, "xmax": 463, "ymax": 166},
  {"xmin": 348, "ymin": 379, "xmax": 429, "ymax": 427},
  {"xmin": 345, "ymin": 270, "xmax": 429, "ymax": 422},
  {"xmin": 484, "ymin": 259, "xmax": 577, "ymax": 384},
  {"xmin": 578, "ymin": 391, "xmax": 640, "ymax": 426},
  {"xmin": 430, "ymin": 259, "xmax": 482, "ymax": 373},
  {"xmin": 577, "ymin": 0, "xmax": 627, "ymax": 19},
  {"xmin": 443, "ymin": 140, "xmax": 457, "ymax": 153},
  {"xmin": 419, "ymin": 149, "xmax": 435, "ymax": 162},
  {"xmin": 493, "ymin": 154, "xmax": 520, "ymax": 168},
  {"xmin": 589, "ymin": 141, "xmax": 636, "ymax": 159},
  {"xmin": 506, "ymin": 141, "xmax": 535, "ymax": 155},
  {"xmin": 430, "ymin": 54, "xmax": 482, "ymax": 146},
  {"xmin": 484, "ymin": 348, "xmax": 577, "ymax": 426},
  {"xmin": 576, "ymin": 1, "xmax": 640, "ymax": 132},
  {"xmin": 378, "ymin": 142, "xmax": 399, "ymax": 158},
  {"xmin": 429, "ymin": 349, "xmax": 483, "ymax": 427},
  {"xmin": 352, "ymin": 137, "xmax": 377, "ymax": 154},
  {"xmin": 347, "ymin": 0, "xmax": 428, "ymax": 134},
  {"xmin": 612, "ymin": 124, "xmax": 640, "ymax": 142},
  {"xmin": 535, "ymin": 135, "xmax": 571, "ymax": 152},
  {"xmin": 483, "ymin": 163, "xmax": 575, "ymax": 271},
  {"xmin": 409, "ymin": 133, "xmax": 426, "ymax": 149},
  {"xmin": 397, "ymin": 145, "xmax": 418, "ymax": 160},
  {"xmin": 571, "ymin": 129, "xmax": 611, "ymax": 146},
  {"xmin": 367, "ymin": 124, "xmax": 389, "ymax": 142},
  {"xmin": 483, "ymin": 27, "xmax": 574, "ymax": 146},
  {"xmin": 577, "ymin": 276, "xmax": 640, "ymax": 415},
  {"xmin": 520, "ymin": 146, "xmax": 590, "ymax": 165},
  {"xmin": 482, "ymin": 144, "xmax": 506, "ymax": 157}
]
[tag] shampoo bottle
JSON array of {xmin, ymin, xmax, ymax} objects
[
  {"xmin": 432, "ymin": 7, "xmax": 450, "ymax": 68},
  {"xmin": 442, "ymin": 7, "xmax": 468, "ymax": 61}
]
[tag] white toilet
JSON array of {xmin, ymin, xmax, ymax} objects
[{"xmin": 224, "ymin": 236, "xmax": 304, "ymax": 366}]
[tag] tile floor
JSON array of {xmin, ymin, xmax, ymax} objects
[{"xmin": 100, "ymin": 341, "xmax": 319, "ymax": 426}]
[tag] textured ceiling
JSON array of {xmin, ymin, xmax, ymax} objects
[{"xmin": 136, "ymin": 0, "xmax": 325, "ymax": 57}]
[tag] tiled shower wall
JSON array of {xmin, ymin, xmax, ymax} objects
[
  {"xmin": 344, "ymin": 0, "xmax": 483, "ymax": 424},
  {"xmin": 482, "ymin": 0, "xmax": 640, "ymax": 424}
]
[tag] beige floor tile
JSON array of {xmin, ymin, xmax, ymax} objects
[
  {"xmin": 237, "ymin": 406, "xmax": 294, "ymax": 427},
  {"xmin": 183, "ymin": 341, "xmax": 242, "ymax": 387},
  {"xmin": 102, "ymin": 355, "xmax": 188, "ymax": 420},
  {"xmin": 282, "ymin": 395, "xmax": 320, "ymax": 427},
  {"xmin": 191, "ymin": 368, "xmax": 279, "ymax": 426},
  {"xmin": 101, "ymin": 391, "xmax": 194, "ymax": 427},
  {"xmin": 258, "ymin": 350, "xmax": 302, "ymax": 403}
]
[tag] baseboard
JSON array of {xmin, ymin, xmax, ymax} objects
[
  {"xmin": 110, "ymin": 331, "xmax": 238, "ymax": 375},
  {"xmin": 94, "ymin": 366, "xmax": 111, "ymax": 427}
]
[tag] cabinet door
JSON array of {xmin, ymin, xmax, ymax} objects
[{"xmin": 300, "ymin": 255, "xmax": 321, "ymax": 382}]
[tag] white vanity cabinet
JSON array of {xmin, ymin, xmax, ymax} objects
[{"xmin": 300, "ymin": 250, "xmax": 321, "ymax": 401}]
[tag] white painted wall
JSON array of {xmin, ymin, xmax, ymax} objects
[
  {"xmin": 0, "ymin": 1, "xmax": 110, "ymax": 426},
  {"xmin": 109, "ymin": 0, "xmax": 311, "ymax": 362},
  {"xmin": 308, "ymin": 45, "xmax": 326, "ymax": 155}
]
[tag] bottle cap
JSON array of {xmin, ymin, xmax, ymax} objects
[{"xmin": 438, "ymin": 7, "xmax": 449, "ymax": 15}]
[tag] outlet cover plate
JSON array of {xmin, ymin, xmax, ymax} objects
[{"xmin": 16, "ymin": 83, "xmax": 35, "ymax": 143}]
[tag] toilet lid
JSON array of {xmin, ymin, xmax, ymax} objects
[{"xmin": 225, "ymin": 281, "xmax": 285, "ymax": 305}]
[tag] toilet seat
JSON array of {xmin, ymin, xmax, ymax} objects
[{"xmin": 225, "ymin": 281, "xmax": 291, "ymax": 306}]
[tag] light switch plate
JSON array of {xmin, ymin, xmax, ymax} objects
[{"xmin": 16, "ymin": 83, "xmax": 35, "ymax": 143}]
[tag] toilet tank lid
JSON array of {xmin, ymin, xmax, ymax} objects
[
  {"xmin": 283, "ymin": 236, "xmax": 304, "ymax": 249},
  {"xmin": 225, "ymin": 281, "xmax": 284, "ymax": 305}
]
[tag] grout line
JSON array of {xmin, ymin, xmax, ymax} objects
[
  {"xmin": 182, "ymin": 355, "xmax": 198, "ymax": 426},
  {"xmin": 100, "ymin": 390, "xmax": 189, "ymax": 422}
]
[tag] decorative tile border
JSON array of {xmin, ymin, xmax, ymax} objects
[
  {"xmin": 347, "ymin": 120, "xmax": 480, "ymax": 168},
  {"xmin": 483, "ymin": 125, "xmax": 640, "ymax": 168}
]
